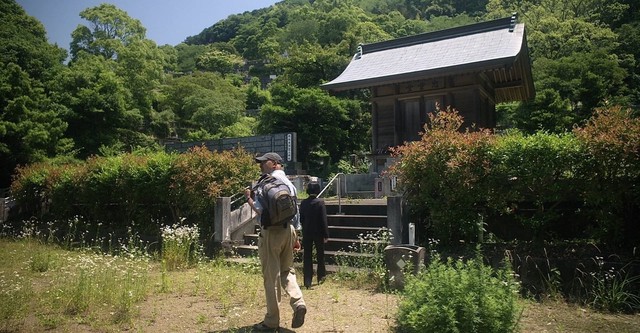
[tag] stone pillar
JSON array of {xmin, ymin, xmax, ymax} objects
[
  {"xmin": 387, "ymin": 196, "xmax": 404, "ymax": 245},
  {"xmin": 214, "ymin": 197, "xmax": 231, "ymax": 242}
]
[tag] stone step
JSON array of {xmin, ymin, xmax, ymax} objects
[
  {"xmin": 225, "ymin": 257, "xmax": 367, "ymax": 275},
  {"xmin": 234, "ymin": 244, "xmax": 258, "ymax": 257},
  {"xmin": 323, "ymin": 237, "xmax": 386, "ymax": 252},
  {"xmin": 324, "ymin": 200, "xmax": 387, "ymax": 216},
  {"xmin": 230, "ymin": 200, "xmax": 390, "ymax": 270},
  {"xmin": 231, "ymin": 243, "xmax": 380, "ymax": 265},
  {"xmin": 328, "ymin": 225, "xmax": 384, "ymax": 239},
  {"xmin": 243, "ymin": 233, "xmax": 258, "ymax": 246},
  {"xmin": 327, "ymin": 214, "xmax": 387, "ymax": 228},
  {"xmin": 236, "ymin": 234, "xmax": 384, "ymax": 258}
]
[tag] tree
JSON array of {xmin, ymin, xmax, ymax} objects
[
  {"xmin": 70, "ymin": 3, "xmax": 146, "ymax": 61},
  {"xmin": 157, "ymin": 72, "xmax": 246, "ymax": 140},
  {"xmin": 526, "ymin": 15, "xmax": 617, "ymax": 61},
  {"xmin": 57, "ymin": 53, "xmax": 146, "ymax": 157},
  {"xmin": 502, "ymin": 89, "xmax": 574, "ymax": 133},
  {"xmin": 68, "ymin": 4, "xmax": 167, "ymax": 144},
  {"xmin": 174, "ymin": 43, "xmax": 208, "ymax": 73},
  {"xmin": 246, "ymin": 77, "xmax": 272, "ymax": 110},
  {"xmin": 259, "ymin": 84, "xmax": 369, "ymax": 174},
  {"xmin": 274, "ymin": 42, "xmax": 351, "ymax": 88},
  {"xmin": 0, "ymin": 0, "xmax": 70, "ymax": 187},
  {"xmin": 375, "ymin": 11, "xmax": 430, "ymax": 37},
  {"xmin": 484, "ymin": 1, "xmax": 634, "ymax": 132},
  {"xmin": 615, "ymin": 22, "xmax": 640, "ymax": 107},
  {"xmin": 536, "ymin": 51, "xmax": 627, "ymax": 123},
  {"xmin": 116, "ymin": 38, "xmax": 165, "ymax": 115},
  {"xmin": 196, "ymin": 48, "xmax": 244, "ymax": 75}
]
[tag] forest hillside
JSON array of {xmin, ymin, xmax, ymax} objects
[{"xmin": 1, "ymin": 0, "xmax": 639, "ymax": 186}]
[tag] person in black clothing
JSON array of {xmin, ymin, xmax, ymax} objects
[{"xmin": 299, "ymin": 180, "xmax": 330, "ymax": 289}]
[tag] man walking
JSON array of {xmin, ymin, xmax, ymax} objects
[{"xmin": 245, "ymin": 152, "xmax": 306, "ymax": 331}]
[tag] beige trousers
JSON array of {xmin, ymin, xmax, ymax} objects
[{"xmin": 258, "ymin": 223, "xmax": 305, "ymax": 328}]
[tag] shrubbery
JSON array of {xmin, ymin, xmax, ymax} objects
[
  {"xmin": 391, "ymin": 105, "xmax": 640, "ymax": 246},
  {"xmin": 8, "ymin": 146, "xmax": 260, "ymax": 251},
  {"xmin": 396, "ymin": 254, "xmax": 521, "ymax": 333}
]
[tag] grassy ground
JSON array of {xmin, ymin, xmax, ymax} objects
[{"xmin": 1, "ymin": 239, "xmax": 639, "ymax": 332}]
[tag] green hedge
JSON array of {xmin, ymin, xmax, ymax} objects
[
  {"xmin": 391, "ymin": 106, "xmax": 640, "ymax": 246},
  {"xmin": 9, "ymin": 146, "xmax": 260, "ymax": 252}
]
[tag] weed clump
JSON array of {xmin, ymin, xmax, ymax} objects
[{"xmin": 396, "ymin": 255, "xmax": 521, "ymax": 333}]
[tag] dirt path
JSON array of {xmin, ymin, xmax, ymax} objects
[{"xmin": 134, "ymin": 283, "xmax": 398, "ymax": 332}]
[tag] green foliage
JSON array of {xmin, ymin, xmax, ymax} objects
[
  {"xmin": 274, "ymin": 42, "xmax": 351, "ymax": 88},
  {"xmin": 58, "ymin": 53, "xmax": 143, "ymax": 158},
  {"xmin": 333, "ymin": 228, "xmax": 392, "ymax": 290},
  {"xmin": 158, "ymin": 72, "xmax": 247, "ymax": 140},
  {"xmin": 390, "ymin": 108, "xmax": 495, "ymax": 244},
  {"xmin": 9, "ymin": 147, "xmax": 260, "ymax": 249},
  {"xmin": 336, "ymin": 155, "xmax": 371, "ymax": 174},
  {"xmin": 196, "ymin": 48, "xmax": 244, "ymax": 74},
  {"xmin": 0, "ymin": 0, "xmax": 69, "ymax": 187},
  {"xmin": 535, "ymin": 51, "xmax": 627, "ymax": 123},
  {"xmin": 70, "ymin": 3, "xmax": 146, "ymax": 61},
  {"xmin": 484, "ymin": 0, "xmax": 634, "ymax": 131},
  {"xmin": 573, "ymin": 106, "xmax": 640, "ymax": 244},
  {"xmin": 259, "ymin": 84, "xmax": 369, "ymax": 175},
  {"xmin": 245, "ymin": 77, "xmax": 271, "ymax": 110},
  {"xmin": 584, "ymin": 257, "xmax": 640, "ymax": 313},
  {"xmin": 392, "ymin": 106, "xmax": 639, "ymax": 245},
  {"xmin": 174, "ymin": 43, "xmax": 208, "ymax": 73},
  {"xmin": 5, "ymin": 0, "xmax": 640, "ymax": 191},
  {"xmin": 504, "ymin": 89, "xmax": 575, "ymax": 133},
  {"xmin": 487, "ymin": 130, "xmax": 585, "ymax": 240},
  {"xmin": 396, "ymin": 255, "xmax": 521, "ymax": 333}
]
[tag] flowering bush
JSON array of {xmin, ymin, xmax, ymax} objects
[
  {"xmin": 390, "ymin": 107, "xmax": 494, "ymax": 244},
  {"xmin": 161, "ymin": 222, "xmax": 201, "ymax": 270},
  {"xmin": 9, "ymin": 147, "xmax": 259, "ymax": 254},
  {"xmin": 390, "ymin": 105, "xmax": 640, "ymax": 245}
]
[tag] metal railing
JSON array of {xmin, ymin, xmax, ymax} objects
[
  {"xmin": 318, "ymin": 173, "xmax": 344, "ymax": 215},
  {"xmin": 230, "ymin": 191, "xmax": 247, "ymax": 211}
]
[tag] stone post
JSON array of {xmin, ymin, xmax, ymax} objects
[
  {"xmin": 214, "ymin": 197, "xmax": 231, "ymax": 242},
  {"xmin": 387, "ymin": 196, "xmax": 404, "ymax": 245}
]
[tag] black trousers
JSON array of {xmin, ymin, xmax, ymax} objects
[{"xmin": 302, "ymin": 235, "xmax": 326, "ymax": 287}]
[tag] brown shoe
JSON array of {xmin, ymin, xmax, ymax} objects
[{"xmin": 292, "ymin": 305, "xmax": 306, "ymax": 328}]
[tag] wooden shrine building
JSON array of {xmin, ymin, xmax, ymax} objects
[{"xmin": 322, "ymin": 14, "xmax": 535, "ymax": 173}]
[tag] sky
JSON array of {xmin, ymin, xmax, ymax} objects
[{"xmin": 16, "ymin": 0, "xmax": 281, "ymax": 50}]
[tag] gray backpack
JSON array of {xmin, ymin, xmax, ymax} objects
[{"xmin": 257, "ymin": 175, "xmax": 297, "ymax": 227}]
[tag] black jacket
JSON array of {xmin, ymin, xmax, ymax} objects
[{"xmin": 299, "ymin": 196, "xmax": 329, "ymax": 240}]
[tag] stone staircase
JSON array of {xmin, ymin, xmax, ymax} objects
[{"xmin": 232, "ymin": 198, "xmax": 388, "ymax": 267}]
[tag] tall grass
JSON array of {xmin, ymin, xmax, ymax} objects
[
  {"xmin": 161, "ymin": 222, "xmax": 201, "ymax": 270},
  {"xmin": 584, "ymin": 256, "xmax": 640, "ymax": 313},
  {"xmin": 333, "ymin": 228, "xmax": 392, "ymax": 289},
  {"xmin": 2, "ymin": 215, "xmax": 637, "ymax": 332},
  {"xmin": 0, "ymin": 216, "xmax": 265, "ymax": 331}
]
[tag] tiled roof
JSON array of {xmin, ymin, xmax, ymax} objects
[{"xmin": 322, "ymin": 15, "xmax": 534, "ymax": 102}]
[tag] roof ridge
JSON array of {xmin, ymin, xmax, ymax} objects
[{"xmin": 360, "ymin": 14, "xmax": 518, "ymax": 55}]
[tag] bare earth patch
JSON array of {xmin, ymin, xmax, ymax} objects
[
  {"xmin": 55, "ymin": 279, "xmax": 639, "ymax": 333},
  {"xmin": 13, "ymin": 277, "xmax": 640, "ymax": 332},
  {"xmin": 132, "ymin": 280, "xmax": 398, "ymax": 333},
  {"xmin": 518, "ymin": 299, "xmax": 640, "ymax": 333}
]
